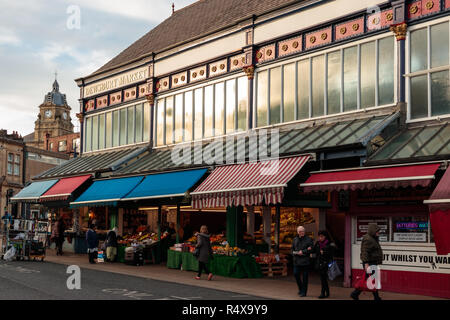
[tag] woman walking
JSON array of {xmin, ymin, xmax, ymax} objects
[
  {"xmin": 194, "ymin": 225, "xmax": 213, "ymax": 281},
  {"xmin": 314, "ymin": 230, "xmax": 335, "ymax": 299}
]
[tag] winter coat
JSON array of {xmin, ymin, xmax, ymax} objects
[
  {"xmin": 195, "ymin": 233, "xmax": 213, "ymax": 263},
  {"xmin": 57, "ymin": 220, "xmax": 66, "ymax": 240},
  {"xmin": 291, "ymin": 235, "xmax": 314, "ymax": 267},
  {"xmin": 313, "ymin": 240, "xmax": 335, "ymax": 272},
  {"xmin": 86, "ymin": 229, "xmax": 99, "ymax": 249},
  {"xmin": 360, "ymin": 224, "xmax": 383, "ymax": 265},
  {"xmin": 106, "ymin": 230, "xmax": 118, "ymax": 248}
]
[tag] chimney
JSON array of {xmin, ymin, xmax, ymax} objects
[{"xmin": 172, "ymin": 3, "xmax": 175, "ymax": 14}]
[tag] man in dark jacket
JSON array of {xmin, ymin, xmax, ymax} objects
[
  {"xmin": 351, "ymin": 223, "xmax": 383, "ymax": 300},
  {"xmin": 291, "ymin": 226, "xmax": 314, "ymax": 297},
  {"xmin": 86, "ymin": 224, "xmax": 99, "ymax": 264}
]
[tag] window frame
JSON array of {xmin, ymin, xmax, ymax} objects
[
  {"xmin": 254, "ymin": 32, "xmax": 398, "ymax": 129},
  {"xmin": 406, "ymin": 16, "xmax": 450, "ymax": 123}
]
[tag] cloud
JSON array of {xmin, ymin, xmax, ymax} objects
[{"xmin": 0, "ymin": 27, "xmax": 21, "ymax": 46}]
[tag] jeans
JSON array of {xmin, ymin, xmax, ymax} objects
[
  {"xmin": 293, "ymin": 265, "xmax": 309, "ymax": 295},
  {"xmin": 319, "ymin": 268, "xmax": 330, "ymax": 296},
  {"xmin": 198, "ymin": 261, "xmax": 210, "ymax": 277}
]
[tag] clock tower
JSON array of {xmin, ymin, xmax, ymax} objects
[{"xmin": 28, "ymin": 78, "xmax": 74, "ymax": 149}]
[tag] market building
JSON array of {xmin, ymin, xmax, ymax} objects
[{"xmin": 11, "ymin": 0, "xmax": 450, "ymax": 298}]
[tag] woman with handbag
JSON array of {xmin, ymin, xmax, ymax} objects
[
  {"xmin": 194, "ymin": 225, "xmax": 213, "ymax": 281},
  {"xmin": 313, "ymin": 230, "xmax": 334, "ymax": 299}
]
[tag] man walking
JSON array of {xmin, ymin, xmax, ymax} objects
[
  {"xmin": 291, "ymin": 226, "xmax": 314, "ymax": 297},
  {"xmin": 351, "ymin": 223, "xmax": 383, "ymax": 300}
]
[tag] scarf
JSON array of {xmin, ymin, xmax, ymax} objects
[{"xmin": 319, "ymin": 239, "xmax": 329, "ymax": 250}]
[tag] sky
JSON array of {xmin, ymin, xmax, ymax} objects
[{"xmin": 0, "ymin": 0, "xmax": 196, "ymax": 136}]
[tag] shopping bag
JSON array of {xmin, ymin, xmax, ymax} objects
[
  {"xmin": 354, "ymin": 266, "xmax": 381, "ymax": 292},
  {"xmin": 193, "ymin": 248, "xmax": 200, "ymax": 258},
  {"xmin": 327, "ymin": 261, "xmax": 342, "ymax": 280},
  {"xmin": 3, "ymin": 246, "xmax": 16, "ymax": 261}
]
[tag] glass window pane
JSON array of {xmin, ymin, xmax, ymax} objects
[
  {"xmin": 431, "ymin": 22, "xmax": 449, "ymax": 69},
  {"xmin": 113, "ymin": 110, "xmax": 119, "ymax": 147},
  {"xmin": 283, "ymin": 63, "xmax": 295, "ymax": 122},
  {"xmin": 135, "ymin": 104, "xmax": 143, "ymax": 143},
  {"xmin": 127, "ymin": 106, "xmax": 134, "ymax": 145},
  {"xmin": 378, "ymin": 37, "xmax": 395, "ymax": 105},
  {"xmin": 361, "ymin": 42, "xmax": 376, "ymax": 108},
  {"xmin": 204, "ymin": 85, "xmax": 214, "ymax": 138},
  {"xmin": 411, "ymin": 28, "xmax": 428, "ymax": 72},
  {"xmin": 431, "ymin": 71, "xmax": 450, "ymax": 117},
  {"xmin": 184, "ymin": 91, "xmax": 193, "ymax": 141},
  {"xmin": 270, "ymin": 67, "xmax": 281, "ymax": 125},
  {"xmin": 297, "ymin": 60, "xmax": 310, "ymax": 119},
  {"xmin": 312, "ymin": 55, "xmax": 325, "ymax": 117},
  {"xmin": 410, "ymin": 75, "xmax": 429, "ymax": 119},
  {"xmin": 174, "ymin": 94, "xmax": 183, "ymax": 143},
  {"xmin": 156, "ymin": 99, "xmax": 165, "ymax": 146},
  {"xmin": 166, "ymin": 96, "xmax": 174, "ymax": 144},
  {"xmin": 194, "ymin": 88, "xmax": 203, "ymax": 140},
  {"xmin": 99, "ymin": 113, "xmax": 105, "ymax": 150},
  {"xmin": 393, "ymin": 126, "xmax": 441, "ymax": 159},
  {"xmin": 92, "ymin": 115, "xmax": 98, "ymax": 151},
  {"xmin": 327, "ymin": 51, "xmax": 341, "ymax": 115},
  {"xmin": 392, "ymin": 216, "xmax": 429, "ymax": 243},
  {"xmin": 257, "ymin": 70, "xmax": 268, "ymax": 127},
  {"xmin": 343, "ymin": 46, "xmax": 358, "ymax": 111},
  {"xmin": 85, "ymin": 117, "xmax": 92, "ymax": 152},
  {"xmin": 226, "ymin": 79, "xmax": 236, "ymax": 133},
  {"xmin": 237, "ymin": 76, "xmax": 248, "ymax": 132},
  {"xmin": 106, "ymin": 112, "xmax": 112, "ymax": 148},
  {"xmin": 143, "ymin": 103, "xmax": 150, "ymax": 142},
  {"xmin": 215, "ymin": 83, "xmax": 224, "ymax": 136},
  {"xmin": 372, "ymin": 129, "xmax": 420, "ymax": 160},
  {"xmin": 416, "ymin": 125, "xmax": 450, "ymax": 156},
  {"xmin": 120, "ymin": 108, "xmax": 126, "ymax": 146}
]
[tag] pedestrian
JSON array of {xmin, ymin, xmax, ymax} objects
[
  {"xmin": 291, "ymin": 226, "xmax": 314, "ymax": 297},
  {"xmin": 313, "ymin": 230, "xmax": 335, "ymax": 299},
  {"xmin": 86, "ymin": 224, "xmax": 99, "ymax": 264},
  {"xmin": 54, "ymin": 217, "xmax": 66, "ymax": 256},
  {"xmin": 350, "ymin": 223, "xmax": 383, "ymax": 301},
  {"xmin": 194, "ymin": 225, "xmax": 213, "ymax": 281},
  {"xmin": 106, "ymin": 227, "xmax": 118, "ymax": 262}
]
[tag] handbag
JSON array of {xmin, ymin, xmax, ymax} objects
[
  {"xmin": 193, "ymin": 247, "xmax": 200, "ymax": 258},
  {"xmin": 327, "ymin": 261, "xmax": 342, "ymax": 280}
]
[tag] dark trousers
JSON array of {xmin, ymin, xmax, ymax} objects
[
  {"xmin": 197, "ymin": 261, "xmax": 210, "ymax": 277},
  {"xmin": 56, "ymin": 239, "xmax": 64, "ymax": 255},
  {"xmin": 319, "ymin": 269, "xmax": 330, "ymax": 296},
  {"xmin": 88, "ymin": 251, "xmax": 97, "ymax": 264},
  {"xmin": 293, "ymin": 265, "xmax": 309, "ymax": 295},
  {"xmin": 351, "ymin": 264, "xmax": 381, "ymax": 300}
]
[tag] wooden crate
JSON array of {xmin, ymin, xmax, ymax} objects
[{"xmin": 259, "ymin": 260, "xmax": 288, "ymax": 277}]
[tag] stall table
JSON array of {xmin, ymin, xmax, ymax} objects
[{"xmin": 167, "ymin": 250, "xmax": 263, "ymax": 278}]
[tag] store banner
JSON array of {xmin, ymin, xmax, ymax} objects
[{"xmin": 430, "ymin": 210, "xmax": 450, "ymax": 255}]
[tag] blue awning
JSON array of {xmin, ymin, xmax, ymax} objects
[
  {"xmin": 11, "ymin": 180, "xmax": 59, "ymax": 202},
  {"xmin": 70, "ymin": 176, "xmax": 144, "ymax": 208},
  {"xmin": 122, "ymin": 169, "xmax": 207, "ymax": 201}
]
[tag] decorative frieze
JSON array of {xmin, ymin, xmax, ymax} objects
[
  {"xmin": 229, "ymin": 54, "xmax": 246, "ymax": 72},
  {"xmin": 305, "ymin": 27, "xmax": 332, "ymax": 50},
  {"xmin": 255, "ymin": 44, "xmax": 276, "ymax": 63},
  {"xmin": 243, "ymin": 65, "xmax": 255, "ymax": 80},
  {"xmin": 123, "ymin": 87, "xmax": 137, "ymax": 102},
  {"xmin": 85, "ymin": 100, "xmax": 95, "ymax": 112},
  {"xmin": 335, "ymin": 17, "xmax": 365, "ymax": 41},
  {"xmin": 156, "ymin": 77, "xmax": 170, "ymax": 92},
  {"xmin": 408, "ymin": 0, "xmax": 440, "ymax": 20},
  {"xmin": 209, "ymin": 59, "xmax": 228, "ymax": 77},
  {"xmin": 190, "ymin": 66, "xmax": 207, "ymax": 83},
  {"xmin": 446, "ymin": 0, "xmax": 450, "ymax": 10},
  {"xmin": 96, "ymin": 95, "xmax": 108, "ymax": 109},
  {"xmin": 367, "ymin": 8, "xmax": 395, "ymax": 31},
  {"xmin": 277, "ymin": 36, "xmax": 302, "ymax": 58},
  {"xmin": 138, "ymin": 84, "xmax": 149, "ymax": 98},
  {"xmin": 390, "ymin": 22, "xmax": 408, "ymax": 41},
  {"xmin": 109, "ymin": 91, "xmax": 122, "ymax": 106},
  {"xmin": 171, "ymin": 71, "xmax": 188, "ymax": 88}
]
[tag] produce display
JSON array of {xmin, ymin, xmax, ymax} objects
[
  {"xmin": 118, "ymin": 230, "xmax": 168, "ymax": 246},
  {"xmin": 180, "ymin": 233, "xmax": 247, "ymax": 256}
]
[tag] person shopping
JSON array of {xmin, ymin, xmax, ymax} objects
[
  {"xmin": 194, "ymin": 225, "xmax": 213, "ymax": 281},
  {"xmin": 86, "ymin": 224, "xmax": 99, "ymax": 264},
  {"xmin": 313, "ymin": 230, "xmax": 335, "ymax": 299}
]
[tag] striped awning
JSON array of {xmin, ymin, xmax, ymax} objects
[{"xmin": 191, "ymin": 156, "xmax": 310, "ymax": 209}]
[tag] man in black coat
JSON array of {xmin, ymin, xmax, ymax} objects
[{"xmin": 291, "ymin": 226, "xmax": 314, "ymax": 297}]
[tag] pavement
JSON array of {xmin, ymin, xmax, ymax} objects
[{"xmin": 42, "ymin": 249, "xmax": 443, "ymax": 300}]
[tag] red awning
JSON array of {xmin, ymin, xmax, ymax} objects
[
  {"xmin": 424, "ymin": 167, "xmax": 450, "ymax": 255},
  {"xmin": 191, "ymin": 156, "xmax": 310, "ymax": 209},
  {"xmin": 300, "ymin": 163, "xmax": 441, "ymax": 192},
  {"xmin": 40, "ymin": 175, "xmax": 91, "ymax": 202}
]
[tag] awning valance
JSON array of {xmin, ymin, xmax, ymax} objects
[
  {"xmin": 11, "ymin": 180, "xmax": 59, "ymax": 202},
  {"xmin": 424, "ymin": 167, "xmax": 450, "ymax": 255},
  {"xmin": 70, "ymin": 176, "xmax": 144, "ymax": 208},
  {"xmin": 191, "ymin": 156, "xmax": 310, "ymax": 209},
  {"xmin": 300, "ymin": 163, "xmax": 441, "ymax": 192},
  {"xmin": 122, "ymin": 168, "xmax": 207, "ymax": 201},
  {"xmin": 40, "ymin": 175, "xmax": 91, "ymax": 202}
]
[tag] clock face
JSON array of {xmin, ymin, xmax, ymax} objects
[
  {"xmin": 63, "ymin": 112, "xmax": 67, "ymax": 120},
  {"xmin": 45, "ymin": 110, "xmax": 52, "ymax": 118}
]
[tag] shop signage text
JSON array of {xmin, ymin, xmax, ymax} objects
[{"xmin": 84, "ymin": 66, "xmax": 148, "ymax": 98}]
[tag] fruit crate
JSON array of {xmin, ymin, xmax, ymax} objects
[{"xmin": 258, "ymin": 260, "xmax": 288, "ymax": 277}]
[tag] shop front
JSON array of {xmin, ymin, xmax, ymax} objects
[{"xmin": 301, "ymin": 162, "xmax": 450, "ymax": 298}]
